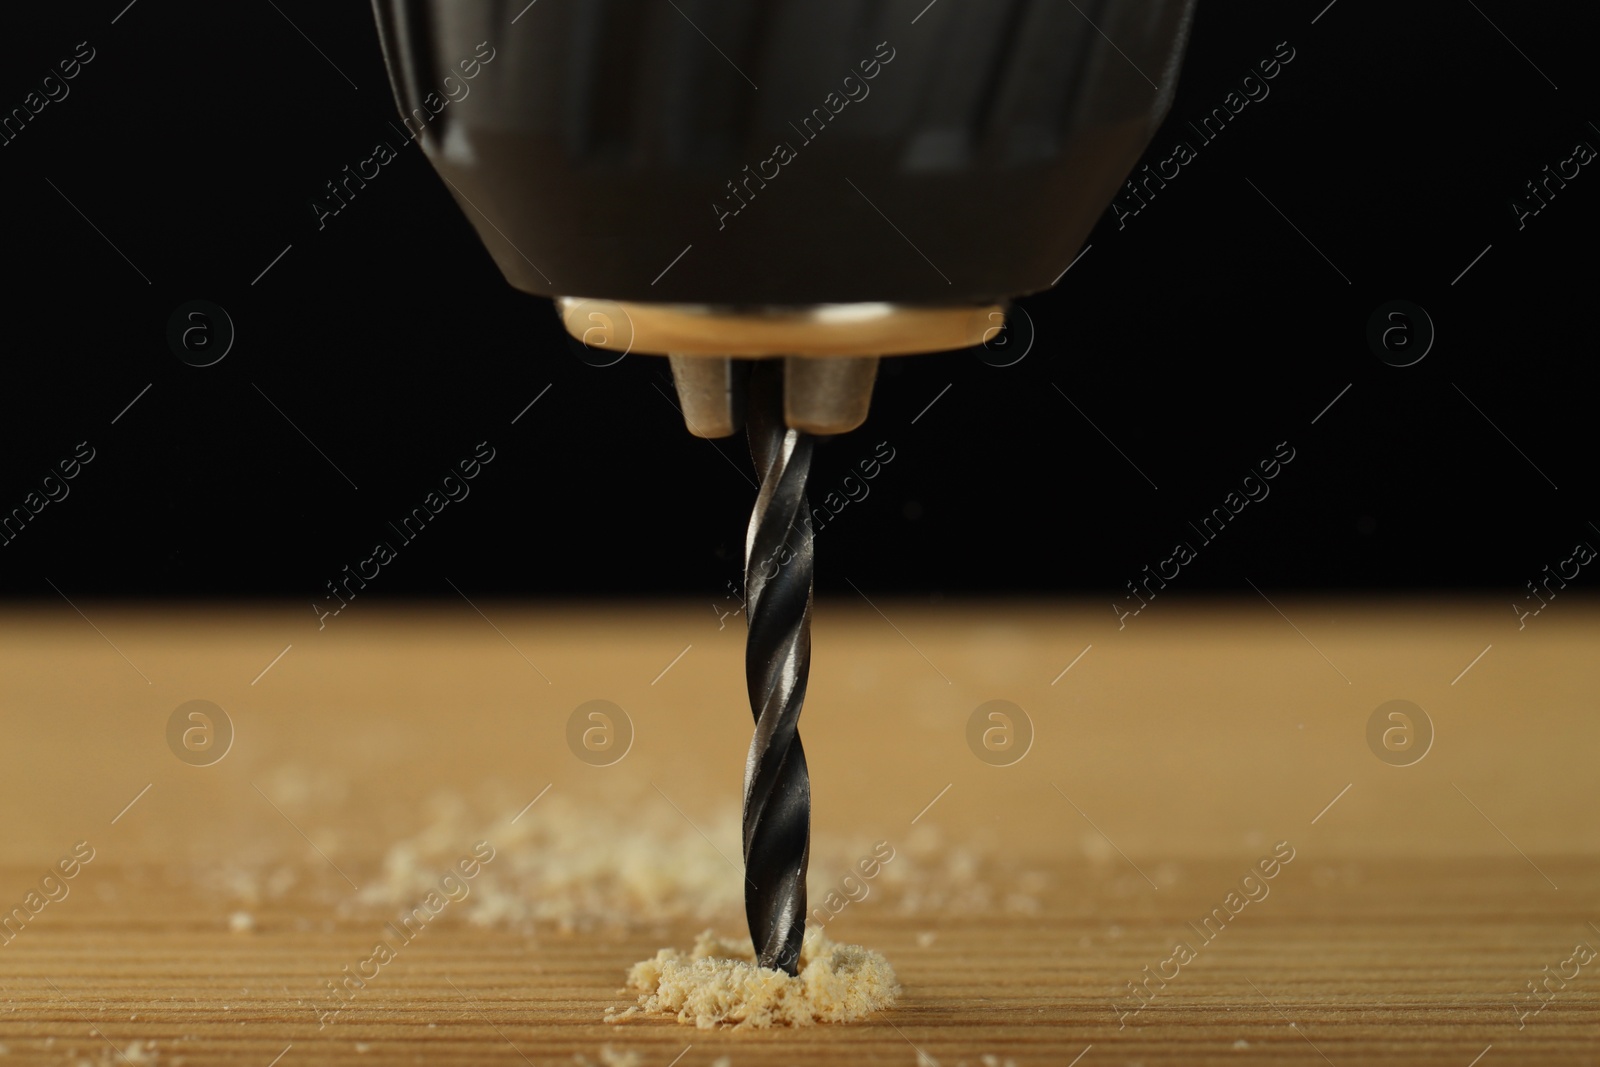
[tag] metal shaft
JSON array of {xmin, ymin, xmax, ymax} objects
[{"xmin": 741, "ymin": 360, "xmax": 813, "ymax": 975}]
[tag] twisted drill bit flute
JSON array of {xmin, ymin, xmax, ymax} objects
[{"xmin": 741, "ymin": 361, "xmax": 813, "ymax": 975}]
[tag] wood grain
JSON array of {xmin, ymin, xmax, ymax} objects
[{"xmin": 1, "ymin": 599, "xmax": 1597, "ymax": 1065}]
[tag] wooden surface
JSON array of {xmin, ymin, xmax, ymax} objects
[{"xmin": 1, "ymin": 599, "xmax": 1597, "ymax": 1065}]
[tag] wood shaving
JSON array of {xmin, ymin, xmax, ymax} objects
[{"xmin": 617, "ymin": 929, "xmax": 898, "ymax": 1029}]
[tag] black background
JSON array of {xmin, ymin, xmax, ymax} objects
[{"xmin": 0, "ymin": 0, "xmax": 1594, "ymax": 605}]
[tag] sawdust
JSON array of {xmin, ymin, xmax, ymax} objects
[
  {"xmin": 76, "ymin": 1040, "xmax": 157, "ymax": 1066},
  {"xmin": 612, "ymin": 929, "xmax": 898, "ymax": 1029},
  {"xmin": 355, "ymin": 791, "xmax": 744, "ymax": 930},
  {"xmin": 547, "ymin": 1048, "xmax": 642, "ymax": 1067},
  {"xmin": 349, "ymin": 789, "xmax": 1009, "ymax": 929},
  {"xmin": 208, "ymin": 772, "xmax": 1042, "ymax": 934}
]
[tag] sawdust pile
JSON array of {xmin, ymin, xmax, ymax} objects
[{"xmin": 609, "ymin": 929, "xmax": 899, "ymax": 1029}]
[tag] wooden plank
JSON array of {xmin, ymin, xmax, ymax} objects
[{"xmin": 0, "ymin": 602, "xmax": 1596, "ymax": 1064}]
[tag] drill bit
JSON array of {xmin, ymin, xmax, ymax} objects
[{"xmin": 741, "ymin": 359, "xmax": 814, "ymax": 976}]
